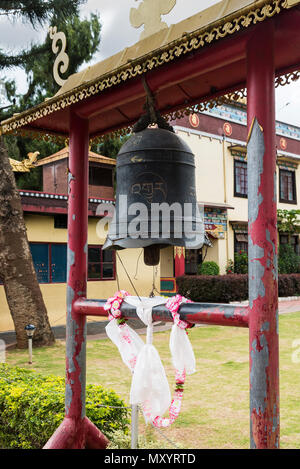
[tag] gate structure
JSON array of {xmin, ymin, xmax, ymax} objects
[{"xmin": 2, "ymin": 0, "xmax": 300, "ymax": 449}]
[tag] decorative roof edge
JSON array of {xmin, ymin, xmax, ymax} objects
[{"xmin": 0, "ymin": 0, "xmax": 293, "ymax": 142}]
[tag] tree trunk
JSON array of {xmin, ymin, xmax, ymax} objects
[{"xmin": 0, "ymin": 137, "xmax": 55, "ymax": 348}]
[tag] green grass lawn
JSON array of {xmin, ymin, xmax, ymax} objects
[{"xmin": 4, "ymin": 312, "xmax": 300, "ymax": 449}]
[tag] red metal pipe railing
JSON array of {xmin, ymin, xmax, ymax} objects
[{"xmin": 73, "ymin": 298, "xmax": 249, "ymax": 329}]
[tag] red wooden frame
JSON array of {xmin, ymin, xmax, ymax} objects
[{"xmin": 40, "ymin": 7, "xmax": 295, "ymax": 450}]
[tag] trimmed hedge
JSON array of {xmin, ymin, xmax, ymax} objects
[
  {"xmin": 177, "ymin": 274, "xmax": 248, "ymax": 303},
  {"xmin": 177, "ymin": 273, "xmax": 300, "ymax": 303},
  {"xmin": 0, "ymin": 364, "xmax": 129, "ymax": 449}
]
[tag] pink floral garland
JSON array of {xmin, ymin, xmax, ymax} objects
[{"xmin": 104, "ymin": 291, "xmax": 193, "ymax": 428}]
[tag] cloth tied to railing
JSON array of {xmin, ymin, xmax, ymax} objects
[{"xmin": 104, "ymin": 292, "xmax": 196, "ymax": 428}]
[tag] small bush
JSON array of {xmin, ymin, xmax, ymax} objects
[
  {"xmin": 198, "ymin": 261, "xmax": 219, "ymax": 276},
  {"xmin": 176, "ymin": 274, "xmax": 248, "ymax": 303},
  {"xmin": 278, "ymin": 244, "xmax": 300, "ymax": 274},
  {"xmin": 234, "ymin": 250, "xmax": 248, "ymax": 274},
  {"xmin": 0, "ymin": 364, "xmax": 129, "ymax": 449},
  {"xmin": 108, "ymin": 427, "xmax": 182, "ymax": 449},
  {"xmin": 177, "ymin": 273, "xmax": 300, "ymax": 303},
  {"xmin": 226, "ymin": 259, "xmax": 234, "ymax": 275}
]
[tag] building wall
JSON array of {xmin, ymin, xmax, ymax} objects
[
  {"xmin": 0, "ymin": 214, "xmax": 160, "ymax": 332},
  {"xmin": 43, "ymin": 160, "xmax": 68, "ymax": 194},
  {"xmin": 42, "ymin": 160, "xmax": 114, "ymax": 199},
  {"xmin": 175, "ymin": 117, "xmax": 300, "ymax": 274}
]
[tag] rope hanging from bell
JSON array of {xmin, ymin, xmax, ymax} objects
[{"xmin": 133, "ymin": 77, "xmax": 174, "ymax": 134}]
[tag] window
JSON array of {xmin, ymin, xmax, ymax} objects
[
  {"xmin": 51, "ymin": 244, "xmax": 68, "ymax": 282},
  {"xmin": 185, "ymin": 249, "xmax": 202, "ymax": 275},
  {"xmin": 291, "ymin": 235, "xmax": 299, "ymax": 254},
  {"xmin": 234, "ymin": 233, "xmax": 248, "ymax": 254},
  {"xmin": 30, "ymin": 243, "xmax": 50, "ymax": 283},
  {"xmin": 29, "ymin": 243, "xmax": 115, "ymax": 283},
  {"xmin": 30, "ymin": 243, "xmax": 67, "ymax": 283},
  {"xmin": 234, "ymin": 160, "xmax": 248, "ymax": 198},
  {"xmin": 88, "ymin": 246, "xmax": 115, "ymax": 280},
  {"xmin": 89, "ymin": 165, "xmax": 112, "ymax": 187},
  {"xmin": 280, "ymin": 234, "xmax": 299, "ymax": 254},
  {"xmin": 279, "ymin": 234, "xmax": 288, "ymax": 245},
  {"xmin": 279, "ymin": 169, "xmax": 297, "ymax": 204},
  {"xmin": 54, "ymin": 214, "xmax": 68, "ymax": 229}
]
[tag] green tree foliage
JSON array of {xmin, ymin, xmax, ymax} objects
[
  {"xmin": 198, "ymin": 261, "xmax": 220, "ymax": 276},
  {"xmin": 91, "ymin": 135, "xmax": 130, "ymax": 160},
  {"xmin": 17, "ymin": 12, "xmax": 101, "ymax": 110},
  {"xmin": 1, "ymin": 2, "xmax": 101, "ymax": 190},
  {"xmin": 0, "ymin": 0, "xmax": 86, "ymax": 69},
  {"xmin": 277, "ymin": 208, "xmax": 300, "ymax": 243},
  {"xmin": 234, "ymin": 249, "xmax": 248, "ymax": 274},
  {"xmin": 278, "ymin": 244, "xmax": 300, "ymax": 274},
  {"xmin": 0, "ymin": 364, "xmax": 129, "ymax": 449}
]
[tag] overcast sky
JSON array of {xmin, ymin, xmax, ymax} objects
[{"xmin": 1, "ymin": 0, "xmax": 300, "ymax": 126}]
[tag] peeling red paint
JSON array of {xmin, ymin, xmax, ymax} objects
[
  {"xmin": 247, "ymin": 23, "xmax": 279, "ymax": 449},
  {"xmin": 43, "ymin": 112, "xmax": 108, "ymax": 449}
]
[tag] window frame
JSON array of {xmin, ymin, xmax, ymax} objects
[
  {"xmin": 30, "ymin": 242, "xmax": 67, "ymax": 284},
  {"xmin": 234, "ymin": 232, "xmax": 248, "ymax": 255},
  {"xmin": 234, "ymin": 159, "xmax": 248, "ymax": 199},
  {"xmin": 29, "ymin": 242, "xmax": 116, "ymax": 284},
  {"xmin": 87, "ymin": 244, "xmax": 116, "ymax": 281},
  {"xmin": 279, "ymin": 168, "xmax": 297, "ymax": 205}
]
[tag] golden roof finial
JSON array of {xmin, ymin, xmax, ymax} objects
[
  {"xmin": 10, "ymin": 151, "xmax": 40, "ymax": 172},
  {"xmin": 130, "ymin": 0, "xmax": 176, "ymax": 40}
]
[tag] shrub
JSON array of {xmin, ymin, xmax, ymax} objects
[
  {"xmin": 198, "ymin": 261, "xmax": 219, "ymax": 276},
  {"xmin": 226, "ymin": 259, "xmax": 234, "ymax": 275},
  {"xmin": 234, "ymin": 250, "xmax": 248, "ymax": 274},
  {"xmin": 0, "ymin": 364, "xmax": 129, "ymax": 449},
  {"xmin": 278, "ymin": 244, "xmax": 300, "ymax": 274},
  {"xmin": 176, "ymin": 273, "xmax": 300, "ymax": 303},
  {"xmin": 176, "ymin": 274, "xmax": 248, "ymax": 303},
  {"xmin": 107, "ymin": 427, "xmax": 181, "ymax": 449}
]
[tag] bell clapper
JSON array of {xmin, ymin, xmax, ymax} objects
[{"xmin": 144, "ymin": 245, "xmax": 160, "ymax": 266}]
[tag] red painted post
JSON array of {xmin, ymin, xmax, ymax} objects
[
  {"xmin": 174, "ymin": 247, "xmax": 185, "ymax": 278},
  {"xmin": 246, "ymin": 21, "xmax": 279, "ymax": 449},
  {"xmin": 44, "ymin": 111, "xmax": 108, "ymax": 449},
  {"xmin": 64, "ymin": 111, "xmax": 89, "ymax": 448}
]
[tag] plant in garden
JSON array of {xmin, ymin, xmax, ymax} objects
[
  {"xmin": 278, "ymin": 244, "xmax": 300, "ymax": 274},
  {"xmin": 234, "ymin": 250, "xmax": 248, "ymax": 274},
  {"xmin": 198, "ymin": 261, "xmax": 220, "ymax": 276},
  {"xmin": 0, "ymin": 364, "xmax": 129, "ymax": 449},
  {"xmin": 226, "ymin": 259, "xmax": 235, "ymax": 274},
  {"xmin": 277, "ymin": 209, "xmax": 300, "ymax": 243}
]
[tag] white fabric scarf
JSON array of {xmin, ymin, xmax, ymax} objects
[
  {"xmin": 105, "ymin": 295, "xmax": 196, "ymax": 423},
  {"xmin": 124, "ymin": 296, "xmax": 170, "ymax": 422}
]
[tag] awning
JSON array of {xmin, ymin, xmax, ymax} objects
[{"xmin": 236, "ymin": 234, "xmax": 248, "ymax": 242}]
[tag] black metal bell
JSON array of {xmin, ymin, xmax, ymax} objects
[{"xmin": 103, "ymin": 125, "xmax": 203, "ymax": 265}]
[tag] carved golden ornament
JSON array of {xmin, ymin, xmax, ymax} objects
[
  {"xmin": 1, "ymin": 0, "xmax": 294, "ymax": 142},
  {"xmin": 9, "ymin": 151, "xmax": 40, "ymax": 172},
  {"xmin": 282, "ymin": 0, "xmax": 300, "ymax": 7},
  {"xmin": 49, "ymin": 26, "xmax": 69, "ymax": 87},
  {"xmin": 130, "ymin": 0, "xmax": 177, "ymax": 40}
]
